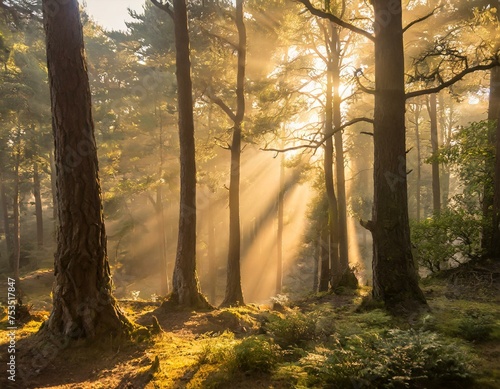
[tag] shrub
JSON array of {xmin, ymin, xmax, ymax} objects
[
  {"xmin": 457, "ymin": 311, "xmax": 495, "ymax": 342},
  {"xmin": 234, "ymin": 335, "xmax": 280, "ymax": 374},
  {"xmin": 300, "ymin": 329, "xmax": 473, "ymax": 388},
  {"xmin": 198, "ymin": 331, "xmax": 237, "ymax": 365},
  {"xmin": 266, "ymin": 310, "xmax": 317, "ymax": 348},
  {"xmin": 411, "ymin": 208, "xmax": 482, "ymax": 273}
]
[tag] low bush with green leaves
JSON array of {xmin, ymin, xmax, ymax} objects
[
  {"xmin": 234, "ymin": 335, "xmax": 280, "ymax": 374},
  {"xmin": 411, "ymin": 208, "xmax": 482, "ymax": 273},
  {"xmin": 457, "ymin": 310, "xmax": 495, "ymax": 342},
  {"xmin": 299, "ymin": 329, "xmax": 473, "ymax": 388},
  {"xmin": 266, "ymin": 310, "xmax": 317, "ymax": 348}
]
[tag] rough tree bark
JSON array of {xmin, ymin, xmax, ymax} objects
[
  {"xmin": 49, "ymin": 149, "xmax": 57, "ymax": 223},
  {"xmin": 489, "ymin": 65, "xmax": 500, "ymax": 258},
  {"xmin": 42, "ymin": 0, "xmax": 131, "ymax": 339},
  {"xmin": 369, "ymin": 0, "xmax": 426, "ymax": 310}
]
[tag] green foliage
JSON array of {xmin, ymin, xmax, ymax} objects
[
  {"xmin": 266, "ymin": 310, "xmax": 317, "ymax": 348},
  {"xmin": 300, "ymin": 329, "xmax": 473, "ymax": 388},
  {"xmin": 411, "ymin": 120, "xmax": 495, "ymax": 273},
  {"xmin": 411, "ymin": 208, "xmax": 483, "ymax": 273},
  {"xmin": 437, "ymin": 121, "xmax": 495, "ymax": 202},
  {"xmin": 273, "ymin": 363, "xmax": 309, "ymax": 388},
  {"xmin": 233, "ymin": 335, "xmax": 280, "ymax": 374},
  {"xmin": 456, "ymin": 311, "xmax": 496, "ymax": 342},
  {"xmin": 198, "ymin": 331, "xmax": 238, "ymax": 365}
]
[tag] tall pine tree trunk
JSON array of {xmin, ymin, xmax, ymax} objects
[
  {"xmin": 33, "ymin": 161, "xmax": 44, "ymax": 248},
  {"xmin": 0, "ymin": 168, "xmax": 13, "ymax": 270},
  {"xmin": 313, "ymin": 235, "xmax": 320, "ymax": 292},
  {"xmin": 428, "ymin": 94, "xmax": 441, "ymax": 215},
  {"xmin": 331, "ymin": 26, "xmax": 357, "ymax": 287},
  {"xmin": 438, "ymin": 94, "xmax": 451, "ymax": 209},
  {"xmin": 410, "ymin": 103, "xmax": 423, "ymax": 221},
  {"xmin": 276, "ymin": 150, "xmax": 284, "ymax": 295},
  {"xmin": 155, "ymin": 187, "xmax": 169, "ymax": 296},
  {"xmin": 368, "ymin": 0, "xmax": 426, "ymax": 310},
  {"xmin": 42, "ymin": 0, "xmax": 131, "ymax": 339},
  {"xmin": 12, "ymin": 128, "xmax": 21, "ymax": 283},
  {"xmin": 324, "ymin": 36, "xmax": 341, "ymax": 289},
  {"xmin": 155, "ymin": 102, "xmax": 169, "ymax": 296},
  {"xmin": 207, "ymin": 197, "xmax": 217, "ymax": 304},
  {"xmin": 49, "ymin": 149, "xmax": 57, "ymax": 223},
  {"xmin": 319, "ymin": 225, "xmax": 330, "ymax": 292},
  {"xmin": 221, "ymin": 0, "xmax": 246, "ymax": 307},
  {"xmin": 170, "ymin": 0, "xmax": 209, "ymax": 308}
]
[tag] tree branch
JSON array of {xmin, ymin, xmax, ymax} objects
[
  {"xmin": 405, "ymin": 60, "xmax": 500, "ymax": 100},
  {"xmin": 402, "ymin": 6, "xmax": 442, "ymax": 34},
  {"xmin": 199, "ymin": 25, "xmax": 238, "ymax": 50},
  {"xmin": 355, "ymin": 71, "xmax": 376, "ymax": 94},
  {"xmin": 149, "ymin": 0, "xmax": 173, "ymax": 18},
  {"xmin": 262, "ymin": 117, "xmax": 374, "ymax": 153},
  {"xmin": 206, "ymin": 90, "xmax": 237, "ymax": 122},
  {"xmin": 296, "ymin": 0, "xmax": 375, "ymax": 42},
  {"xmin": 360, "ymin": 219, "xmax": 374, "ymax": 232}
]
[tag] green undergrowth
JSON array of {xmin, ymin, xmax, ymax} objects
[{"xmin": 1, "ymin": 270, "xmax": 498, "ymax": 388}]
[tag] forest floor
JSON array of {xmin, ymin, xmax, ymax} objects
[{"xmin": 0, "ymin": 260, "xmax": 499, "ymax": 388}]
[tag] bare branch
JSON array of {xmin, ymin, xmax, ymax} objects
[
  {"xmin": 214, "ymin": 137, "xmax": 231, "ymax": 150},
  {"xmin": 405, "ymin": 60, "xmax": 500, "ymax": 100},
  {"xmin": 262, "ymin": 117, "xmax": 374, "ymax": 153},
  {"xmin": 403, "ymin": 6, "xmax": 442, "ymax": 34},
  {"xmin": 296, "ymin": 0, "xmax": 375, "ymax": 42}
]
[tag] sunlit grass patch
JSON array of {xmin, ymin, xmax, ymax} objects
[{"xmin": 427, "ymin": 297, "xmax": 500, "ymax": 341}]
